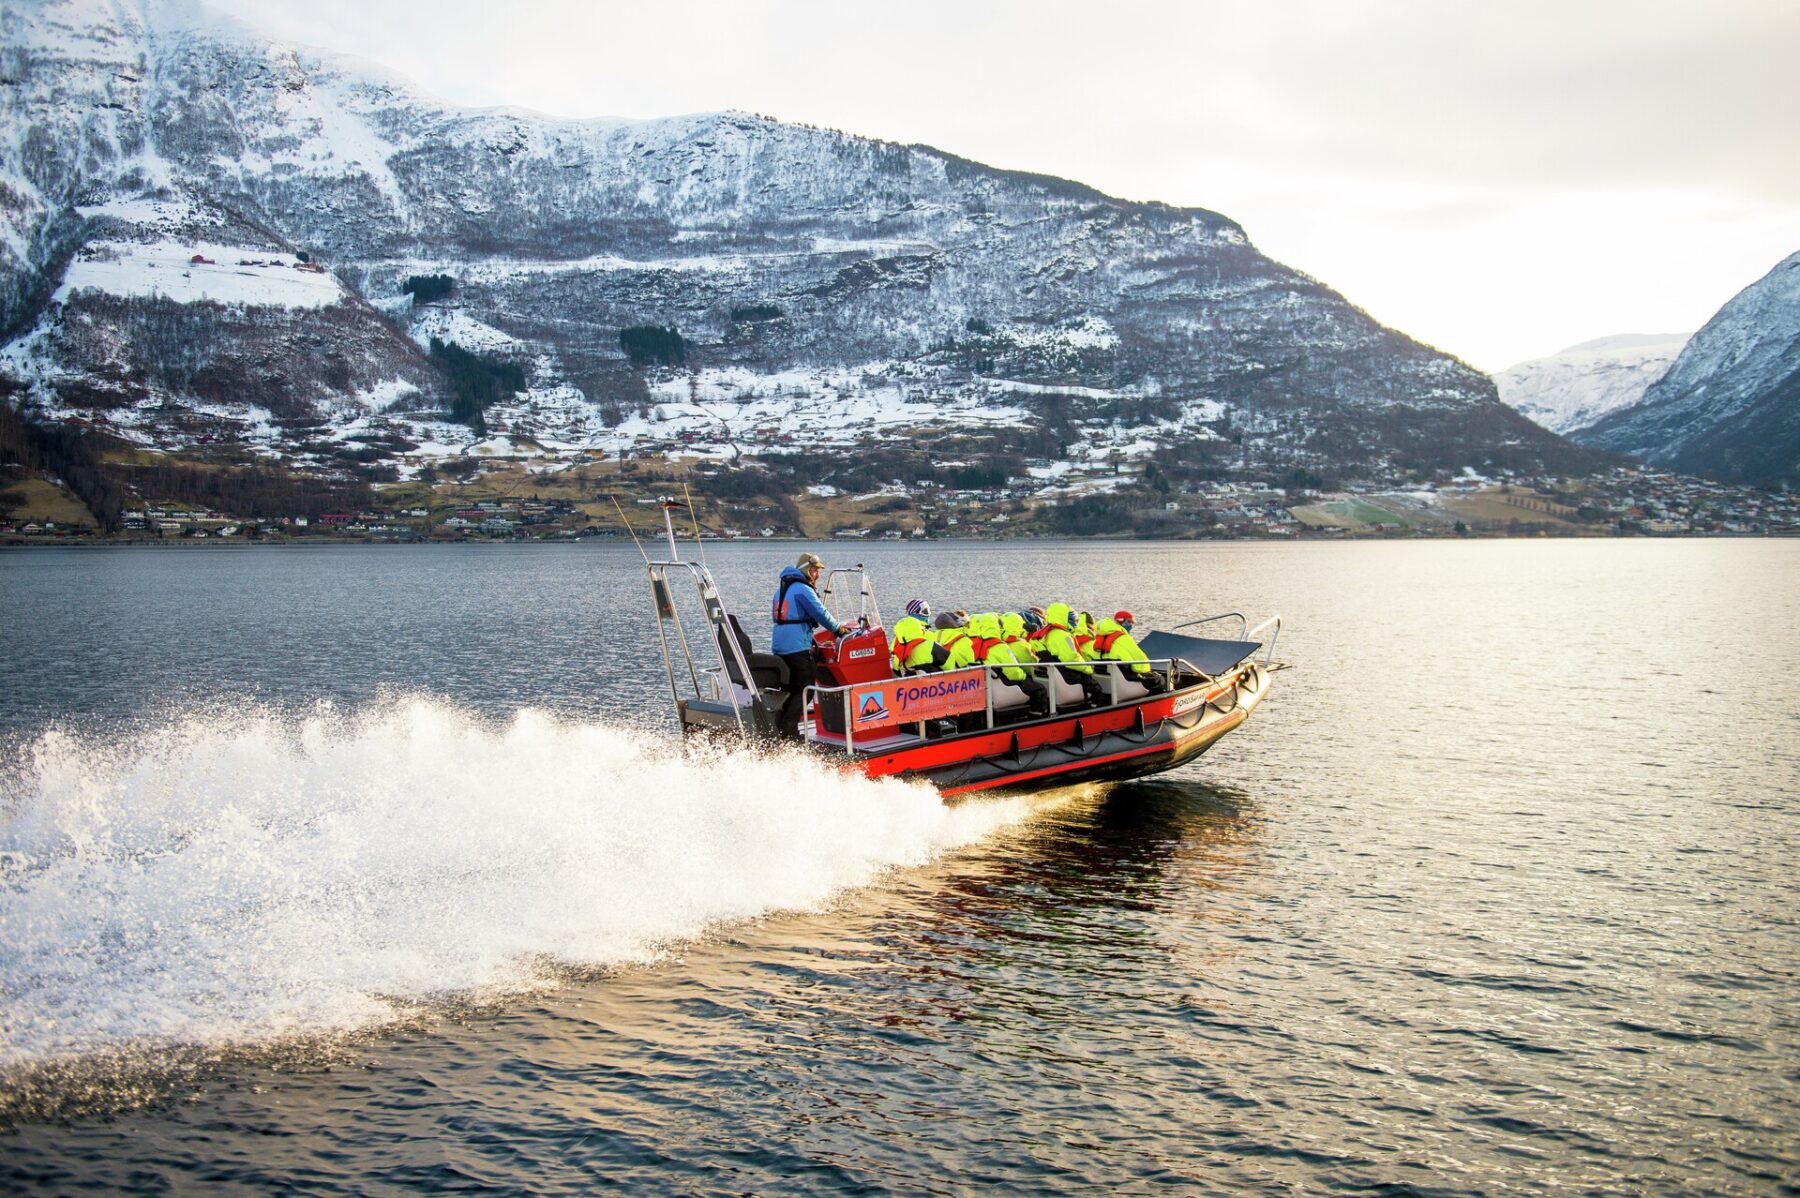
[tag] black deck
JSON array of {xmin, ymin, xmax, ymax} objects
[{"xmin": 1136, "ymin": 632, "xmax": 1261, "ymax": 677}]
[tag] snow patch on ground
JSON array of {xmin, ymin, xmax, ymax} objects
[
  {"xmin": 981, "ymin": 378, "xmax": 1143, "ymax": 401},
  {"xmin": 1004, "ymin": 315, "xmax": 1119, "ymax": 352},
  {"xmin": 359, "ymin": 378, "xmax": 421, "ymax": 411},
  {"xmin": 605, "ymin": 365, "xmax": 1032, "ymax": 456},
  {"xmin": 810, "ymin": 237, "xmax": 937, "ymax": 256},
  {"xmin": 75, "ymin": 194, "xmax": 216, "ymax": 232},
  {"xmin": 409, "ymin": 307, "xmax": 524, "ymax": 353},
  {"xmin": 55, "ymin": 241, "xmax": 345, "ymax": 308}
]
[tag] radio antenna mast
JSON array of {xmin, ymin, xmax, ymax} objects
[
  {"xmin": 610, "ymin": 497, "xmax": 651, "ymax": 565},
  {"xmin": 658, "ymin": 498, "xmax": 684, "ymax": 561},
  {"xmin": 682, "ymin": 481, "xmax": 711, "ymax": 571}
]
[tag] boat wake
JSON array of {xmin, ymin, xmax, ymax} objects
[{"xmin": 0, "ymin": 697, "xmax": 1032, "ymax": 1080}]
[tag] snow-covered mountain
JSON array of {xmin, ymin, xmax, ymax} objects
[
  {"xmin": 1494, "ymin": 333, "xmax": 1689, "ymax": 435},
  {"xmin": 1574, "ymin": 253, "xmax": 1800, "ymax": 489},
  {"xmin": 0, "ymin": 0, "xmax": 1594, "ymax": 486}
]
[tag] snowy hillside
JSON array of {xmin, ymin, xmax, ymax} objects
[
  {"xmin": 0, "ymin": 0, "xmax": 1594, "ymax": 487},
  {"xmin": 1575, "ymin": 253, "xmax": 1800, "ymax": 488},
  {"xmin": 1495, "ymin": 334, "xmax": 1689, "ymax": 435}
]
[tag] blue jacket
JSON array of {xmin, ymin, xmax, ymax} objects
[{"xmin": 771, "ymin": 566, "xmax": 839, "ymax": 654}]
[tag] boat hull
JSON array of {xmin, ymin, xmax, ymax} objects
[{"xmin": 850, "ymin": 664, "xmax": 1271, "ymax": 796}]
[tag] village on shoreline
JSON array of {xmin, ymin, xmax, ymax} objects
[{"xmin": 4, "ymin": 460, "xmax": 1796, "ymax": 546}]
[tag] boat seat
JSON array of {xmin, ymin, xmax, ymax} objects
[
  {"xmin": 719, "ymin": 613, "xmax": 788, "ymax": 693},
  {"xmin": 990, "ymin": 679, "xmax": 1031, "ymax": 710},
  {"xmin": 1103, "ymin": 665, "xmax": 1151, "ymax": 702},
  {"xmin": 1050, "ymin": 674, "xmax": 1087, "ymax": 709}
]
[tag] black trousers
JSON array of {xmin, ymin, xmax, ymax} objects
[{"xmin": 777, "ymin": 650, "xmax": 816, "ymax": 739}]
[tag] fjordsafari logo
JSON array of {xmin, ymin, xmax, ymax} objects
[{"xmin": 855, "ymin": 691, "xmax": 890, "ymax": 724}]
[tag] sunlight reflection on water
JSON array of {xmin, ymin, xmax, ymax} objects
[{"xmin": 2, "ymin": 539, "xmax": 1796, "ymax": 1194}]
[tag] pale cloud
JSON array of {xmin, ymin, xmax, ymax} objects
[{"xmin": 205, "ymin": 0, "xmax": 1800, "ymax": 369}]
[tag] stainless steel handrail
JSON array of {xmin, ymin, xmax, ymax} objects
[
  {"xmin": 1168, "ymin": 610, "xmax": 1282, "ymax": 667},
  {"xmin": 818, "ymin": 563, "xmax": 882, "ymax": 632},
  {"xmin": 1170, "ymin": 611, "xmax": 1249, "ymax": 639},
  {"xmin": 1246, "ymin": 615, "xmax": 1282, "ymax": 666},
  {"xmin": 645, "ymin": 558, "xmax": 758, "ymax": 735},
  {"xmin": 803, "ymin": 657, "xmax": 1203, "ymax": 747}
]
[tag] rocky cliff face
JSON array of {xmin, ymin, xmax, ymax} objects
[
  {"xmin": 1, "ymin": 0, "xmax": 1594, "ymax": 483},
  {"xmin": 1575, "ymin": 253, "xmax": 1800, "ymax": 489},
  {"xmin": 1494, "ymin": 334, "xmax": 1689, "ymax": 436}
]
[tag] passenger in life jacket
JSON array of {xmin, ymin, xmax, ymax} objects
[
  {"xmin": 889, "ymin": 615, "xmax": 949, "ymax": 675},
  {"xmin": 1074, "ymin": 611, "xmax": 1099, "ymax": 660},
  {"xmin": 946, "ymin": 612, "xmax": 1049, "ymax": 719},
  {"xmin": 1001, "ymin": 611, "xmax": 1038, "ymax": 662},
  {"xmin": 771, "ymin": 551, "xmax": 852, "ymax": 740},
  {"xmin": 1092, "ymin": 610, "xmax": 1166, "ymax": 693},
  {"xmin": 933, "ymin": 609, "xmax": 969, "ymax": 651},
  {"xmin": 1040, "ymin": 602, "xmax": 1106, "ymax": 703}
]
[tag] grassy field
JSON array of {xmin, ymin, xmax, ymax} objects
[
  {"xmin": 1439, "ymin": 489, "xmax": 1580, "ymax": 528},
  {"xmin": 1290, "ymin": 488, "xmax": 1586, "ymax": 533},
  {"xmin": 402, "ymin": 457, "xmax": 936, "ymax": 539},
  {"xmin": 1289, "ymin": 498, "xmax": 1416, "ymax": 529},
  {"xmin": 400, "ymin": 458, "xmax": 800, "ymax": 536},
  {"xmin": 0, "ymin": 476, "xmax": 98, "ymax": 527}
]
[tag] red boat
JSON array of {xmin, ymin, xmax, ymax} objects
[{"xmin": 633, "ymin": 508, "xmax": 1279, "ymax": 795}]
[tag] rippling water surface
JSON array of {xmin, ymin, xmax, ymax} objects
[{"xmin": 2, "ymin": 540, "xmax": 1796, "ymax": 1195}]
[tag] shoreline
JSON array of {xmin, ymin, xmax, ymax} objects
[{"xmin": 5, "ymin": 529, "xmax": 1796, "ymax": 550}]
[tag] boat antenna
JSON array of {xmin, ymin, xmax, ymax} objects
[
  {"xmin": 610, "ymin": 496, "xmax": 652, "ymax": 565},
  {"xmin": 657, "ymin": 498, "xmax": 687, "ymax": 562},
  {"xmin": 682, "ymin": 481, "xmax": 710, "ymax": 570}
]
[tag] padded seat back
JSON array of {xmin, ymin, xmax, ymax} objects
[
  {"xmin": 1104, "ymin": 664, "xmax": 1150, "ymax": 702},
  {"xmin": 990, "ymin": 679, "xmax": 1030, "ymax": 710},
  {"xmin": 719, "ymin": 613, "xmax": 788, "ymax": 692}
]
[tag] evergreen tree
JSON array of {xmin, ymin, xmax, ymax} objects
[
  {"xmin": 403, "ymin": 275, "xmax": 456, "ymax": 303},
  {"xmin": 429, "ymin": 337, "xmax": 526, "ymax": 432},
  {"xmin": 619, "ymin": 325, "xmax": 686, "ymax": 367}
]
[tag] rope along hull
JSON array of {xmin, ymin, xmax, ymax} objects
[{"xmin": 846, "ymin": 664, "xmax": 1270, "ymax": 796}]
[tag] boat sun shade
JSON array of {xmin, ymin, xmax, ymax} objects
[{"xmin": 1136, "ymin": 631, "xmax": 1261, "ymax": 677}]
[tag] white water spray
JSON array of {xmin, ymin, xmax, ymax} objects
[{"xmin": 0, "ymin": 698, "xmax": 1031, "ymax": 1070}]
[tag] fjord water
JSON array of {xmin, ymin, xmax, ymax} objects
[{"xmin": 1, "ymin": 540, "xmax": 1795, "ymax": 1195}]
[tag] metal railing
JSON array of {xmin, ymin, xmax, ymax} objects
[
  {"xmin": 805, "ymin": 657, "xmax": 1215, "ymax": 752},
  {"xmin": 1170, "ymin": 610, "xmax": 1282, "ymax": 667},
  {"xmin": 1246, "ymin": 615, "xmax": 1282, "ymax": 667},
  {"xmin": 1172, "ymin": 611, "xmax": 1248, "ymax": 639},
  {"xmin": 645, "ymin": 558, "xmax": 759, "ymax": 735},
  {"xmin": 817, "ymin": 563, "xmax": 882, "ymax": 631}
]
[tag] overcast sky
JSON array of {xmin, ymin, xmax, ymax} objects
[{"xmin": 209, "ymin": 0, "xmax": 1798, "ymax": 371}]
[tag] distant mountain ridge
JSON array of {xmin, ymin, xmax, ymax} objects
[
  {"xmin": 1573, "ymin": 253, "xmax": 1800, "ymax": 489},
  {"xmin": 1495, "ymin": 334, "xmax": 1690, "ymax": 435},
  {"xmin": 0, "ymin": 0, "xmax": 1595, "ymax": 493}
]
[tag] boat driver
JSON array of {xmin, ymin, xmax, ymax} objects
[{"xmin": 771, "ymin": 551, "xmax": 852, "ymax": 740}]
